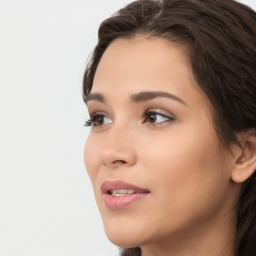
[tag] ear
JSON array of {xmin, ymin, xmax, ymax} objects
[{"xmin": 231, "ymin": 130, "xmax": 256, "ymax": 183}]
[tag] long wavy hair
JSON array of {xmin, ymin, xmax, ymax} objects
[{"xmin": 83, "ymin": 0, "xmax": 256, "ymax": 255}]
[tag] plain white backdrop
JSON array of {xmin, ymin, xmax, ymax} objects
[{"xmin": 0, "ymin": 0, "xmax": 256, "ymax": 255}]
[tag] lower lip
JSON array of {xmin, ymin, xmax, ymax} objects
[{"xmin": 103, "ymin": 193, "xmax": 149, "ymax": 210}]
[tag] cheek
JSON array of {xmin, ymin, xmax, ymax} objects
[
  {"xmin": 141, "ymin": 118, "xmax": 224, "ymax": 180},
  {"xmin": 138, "ymin": 123, "xmax": 230, "ymax": 227}
]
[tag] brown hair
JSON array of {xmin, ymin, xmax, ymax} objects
[{"xmin": 83, "ymin": 0, "xmax": 256, "ymax": 255}]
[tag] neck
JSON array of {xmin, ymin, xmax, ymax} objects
[{"xmin": 140, "ymin": 210, "xmax": 237, "ymax": 256}]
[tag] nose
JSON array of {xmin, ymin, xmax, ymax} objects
[{"xmin": 100, "ymin": 124, "xmax": 136, "ymax": 169}]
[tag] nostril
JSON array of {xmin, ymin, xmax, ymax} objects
[{"xmin": 113, "ymin": 160, "xmax": 127, "ymax": 165}]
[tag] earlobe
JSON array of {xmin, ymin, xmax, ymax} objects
[{"xmin": 231, "ymin": 130, "xmax": 256, "ymax": 183}]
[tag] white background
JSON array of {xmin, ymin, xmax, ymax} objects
[{"xmin": 0, "ymin": 1, "xmax": 256, "ymax": 256}]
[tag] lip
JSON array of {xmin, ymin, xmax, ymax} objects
[{"xmin": 101, "ymin": 180, "xmax": 150, "ymax": 210}]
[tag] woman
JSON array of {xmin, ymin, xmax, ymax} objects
[{"xmin": 83, "ymin": 0, "xmax": 256, "ymax": 255}]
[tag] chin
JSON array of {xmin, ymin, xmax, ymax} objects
[
  {"xmin": 106, "ymin": 231, "xmax": 142, "ymax": 248},
  {"xmin": 102, "ymin": 216, "xmax": 146, "ymax": 248}
]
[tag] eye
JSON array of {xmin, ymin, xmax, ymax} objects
[
  {"xmin": 84, "ymin": 114, "xmax": 112, "ymax": 127},
  {"xmin": 144, "ymin": 110, "xmax": 175, "ymax": 125}
]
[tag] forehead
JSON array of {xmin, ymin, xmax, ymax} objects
[{"xmin": 92, "ymin": 35, "xmax": 207, "ymax": 108}]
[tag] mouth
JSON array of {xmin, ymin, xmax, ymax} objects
[
  {"xmin": 101, "ymin": 180, "xmax": 150, "ymax": 210},
  {"xmin": 108, "ymin": 188, "xmax": 138, "ymax": 196}
]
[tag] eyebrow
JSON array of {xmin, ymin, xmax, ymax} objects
[
  {"xmin": 130, "ymin": 91, "xmax": 186, "ymax": 105},
  {"xmin": 86, "ymin": 91, "xmax": 186, "ymax": 105},
  {"xmin": 85, "ymin": 93, "xmax": 105, "ymax": 103}
]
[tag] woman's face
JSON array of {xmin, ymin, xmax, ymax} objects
[{"xmin": 84, "ymin": 36, "xmax": 238, "ymax": 248}]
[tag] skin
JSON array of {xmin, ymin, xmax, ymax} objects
[{"xmin": 84, "ymin": 36, "xmax": 242, "ymax": 256}]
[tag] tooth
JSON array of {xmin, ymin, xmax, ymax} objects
[
  {"xmin": 127, "ymin": 189, "xmax": 135, "ymax": 194},
  {"xmin": 111, "ymin": 189, "xmax": 135, "ymax": 196}
]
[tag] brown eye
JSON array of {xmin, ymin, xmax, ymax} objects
[
  {"xmin": 85, "ymin": 114, "xmax": 112, "ymax": 127},
  {"xmin": 146, "ymin": 113, "xmax": 157, "ymax": 123},
  {"xmin": 144, "ymin": 111, "xmax": 175, "ymax": 125},
  {"xmin": 93, "ymin": 115, "xmax": 104, "ymax": 126}
]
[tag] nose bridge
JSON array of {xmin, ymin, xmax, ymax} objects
[{"xmin": 100, "ymin": 121, "xmax": 136, "ymax": 168}]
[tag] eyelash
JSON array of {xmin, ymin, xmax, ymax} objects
[
  {"xmin": 84, "ymin": 110, "xmax": 175, "ymax": 127},
  {"xmin": 84, "ymin": 114, "xmax": 110, "ymax": 127},
  {"xmin": 144, "ymin": 110, "xmax": 175, "ymax": 125}
]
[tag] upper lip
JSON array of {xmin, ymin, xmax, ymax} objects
[{"xmin": 101, "ymin": 180, "xmax": 150, "ymax": 194}]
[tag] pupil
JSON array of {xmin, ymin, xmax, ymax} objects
[
  {"xmin": 95, "ymin": 116, "xmax": 103, "ymax": 126},
  {"xmin": 98, "ymin": 116, "xmax": 103, "ymax": 125},
  {"xmin": 149, "ymin": 114, "xmax": 156, "ymax": 123}
]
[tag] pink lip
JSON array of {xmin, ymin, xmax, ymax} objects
[{"xmin": 101, "ymin": 180, "xmax": 150, "ymax": 210}]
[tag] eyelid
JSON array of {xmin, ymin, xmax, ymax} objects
[
  {"xmin": 84, "ymin": 107, "xmax": 177, "ymax": 128},
  {"xmin": 145, "ymin": 108, "xmax": 176, "ymax": 119},
  {"xmin": 143, "ymin": 108, "xmax": 176, "ymax": 126},
  {"xmin": 88, "ymin": 110, "xmax": 108, "ymax": 118},
  {"xmin": 84, "ymin": 111, "xmax": 113, "ymax": 127}
]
